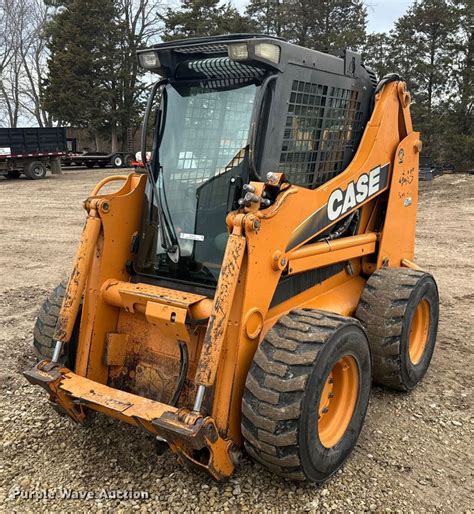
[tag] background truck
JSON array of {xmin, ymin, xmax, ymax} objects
[
  {"xmin": 62, "ymin": 137, "xmax": 135, "ymax": 168},
  {"xmin": 0, "ymin": 127, "xmax": 66, "ymax": 179}
]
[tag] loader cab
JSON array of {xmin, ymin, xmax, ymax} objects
[{"xmin": 135, "ymin": 35, "xmax": 376, "ymax": 290}]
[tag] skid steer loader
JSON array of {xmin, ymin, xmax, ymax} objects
[{"xmin": 25, "ymin": 35, "xmax": 439, "ymax": 482}]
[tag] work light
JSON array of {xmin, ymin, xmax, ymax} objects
[
  {"xmin": 139, "ymin": 51, "xmax": 160, "ymax": 69},
  {"xmin": 255, "ymin": 42, "xmax": 281, "ymax": 64},
  {"xmin": 228, "ymin": 43, "xmax": 249, "ymax": 61}
]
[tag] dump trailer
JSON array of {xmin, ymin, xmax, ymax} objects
[
  {"xmin": 25, "ymin": 35, "xmax": 439, "ymax": 483},
  {"xmin": 0, "ymin": 127, "xmax": 66, "ymax": 179}
]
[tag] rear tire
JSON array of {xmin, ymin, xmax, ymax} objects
[
  {"xmin": 241, "ymin": 309, "xmax": 371, "ymax": 483},
  {"xmin": 124, "ymin": 153, "xmax": 134, "ymax": 167},
  {"xmin": 111, "ymin": 154, "xmax": 123, "ymax": 168},
  {"xmin": 33, "ymin": 281, "xmax": 80, "ymax": 368},
  {"xmin": 356, "ymin": 267, "xmax": 439, "ymax": 390},
  {"xmin": 24, "ymin": 161, "xmax": 47, "ymax": 179}
]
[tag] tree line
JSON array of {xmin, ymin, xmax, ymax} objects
[{"xmin": 0, "ymin": 0, "xmax": 471, "ymax": 169}]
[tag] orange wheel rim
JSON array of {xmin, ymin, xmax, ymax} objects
[
  {"xmin": 408, "ymin": 299, "xmax": 430, "ymax": 364},
  {"xmin": 317, "ymin": 355, "xmax": 359, "ymax": 448}
]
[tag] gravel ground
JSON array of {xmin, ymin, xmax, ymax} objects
[{"xmin": 0, "ymin": 170, "xmax": 473, "ymax": 512}]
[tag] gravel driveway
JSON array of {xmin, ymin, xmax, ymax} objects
[{"xmin": 0, "ymin": 170, "xmax": 472, "ymax": 512}]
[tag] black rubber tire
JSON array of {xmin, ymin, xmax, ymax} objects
[
  {"xmin": 111, "ymin": 154, "xmax": 123, "ymax": 168},
  {"xmin": 356, "ymin": 267, "xmax": 439, "ymax": 391},
  {"xmin": 24, "ymin": 161, "xmax": 47, "ymax": 179},
  {"xmin": 241, "ymin": 309, "xmax": 372, "ymax": 483},
  {"xmin": 7, "ymin": 170, "xmax": 21, "ymax": 179},
  {"xmin": 124, "ymin": 153, "xmax": 134, "ymax": 167},
  {"xmin": 33, "ymin": 281, "xmax": 80, "ymax": 368}
]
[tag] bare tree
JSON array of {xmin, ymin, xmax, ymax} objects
[
  {"xmin": 115, "ymin": 0, "xmax": 163, "ymax": 149},
  {"xmin": 19, "ymin": 0, "xmax": 53, "ymax": 126},
  {"xmin": 0, "ymin": 0, "xmax": 52, "ymax": 127},
  {"xmin": 0, "ymin": 0, "xmax": 24, "ymax": 127},
  {"xmin": 0, "ymin": 0, "xmax": 163, "ymax": 133}
]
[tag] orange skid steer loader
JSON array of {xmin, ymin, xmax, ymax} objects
[{"xmin": 25, "ymin": 35, "xmax": 439, "ymax": 482}]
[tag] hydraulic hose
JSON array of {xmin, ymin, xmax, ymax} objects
[{"xmin": 170, "ymin": 341, "xmax": 189, "ymax": 406}]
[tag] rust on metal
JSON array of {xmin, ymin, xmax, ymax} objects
[
  {"xmin": 145, "ymin": 302, "xmax": 190, "ymax": 342},
  {"xmin": 25, "ymin": 361, "xmax": 235, "ymax": 480},
  {"xmin": 195, "ymin": 232, "xmax": 246, "ymax": 387},
  {"xmin": 104, "ymin": 333, "xmax": 128, "ymax": 366},
  {"xmin": 54, "ymin": 204, "xmax": 101, "ymax": 343},
  {"xmin": 101, "ymin": 279, "xmax": 208, "ymax": 316}
]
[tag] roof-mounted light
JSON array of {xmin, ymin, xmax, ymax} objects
[
  {"xmin": 139, "ymin": 51, "xmax": 160, "ymax": 69},
  {"xmin": 255, "ymin": 42, "xmax": 280, "ymax": 64},
  {"xmin": 228, "ymin": 43, "xmax": 249, "ymax": 61}
]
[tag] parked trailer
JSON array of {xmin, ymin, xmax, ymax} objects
[
  {"xmin": 0, "ymin": 127, "xmax": 67, "ymax": 180},
  {"xmin": 61, "ymin": 151, "xmax": 135, "ymax": 169}
]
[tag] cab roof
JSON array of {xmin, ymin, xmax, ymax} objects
[{"xmin": 137, "ymin": 34, "xmax": 370, "ymax": 84}]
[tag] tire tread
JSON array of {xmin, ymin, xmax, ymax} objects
[
  {"xmin": 33, "ymin": 280, "xmax": 67, "ymax": 360},
  {"xmin": 356, "ymin": 267, "xmax": 432, "ymax": 390},
  {"xmin": 242, "ymin": 309, "xmax": 361, "ymax": 481}
]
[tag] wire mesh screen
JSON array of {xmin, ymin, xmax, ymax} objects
[{"xmin": 279, "ymin": 80, "xmax": 364, "ymax": 189}]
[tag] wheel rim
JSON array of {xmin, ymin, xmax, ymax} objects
[
  {"xmin": 318, "ymin": 355, "xmax": 359, "ymax": 448},
  {"xmin": 33, "ymin": 166, "xmax": 43, "ymax": 177},
  {"xmin": 408, "ymin": 299, "xmax": 430, "ymax": 365},
  {"xmin": 114, "ymin": 157, "xmax": 122, "ymax": 166}
]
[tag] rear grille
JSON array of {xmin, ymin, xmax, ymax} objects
[
  {"xmin": 177, "ymin": 57, "xmax": 265, "ymax": 80},
  {"xmin": 174, "ymin": 44, "xmax": 228, "ymax": 55}
]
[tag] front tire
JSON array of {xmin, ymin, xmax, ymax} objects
[
  {"xmin": 356, "ymin": 267, "xmax": 439, "ymax": 390},
  {"xmin": 242, "ymin": 309, "xmax": 371, "ymax": 482},
  {"xmin": 33, "ymin": 281, "xmax": 79, "ymax": 367}
]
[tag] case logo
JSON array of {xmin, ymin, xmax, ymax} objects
[{"xmin": 327, "ymin": 163, "xmax": 389, "ymax": 221}]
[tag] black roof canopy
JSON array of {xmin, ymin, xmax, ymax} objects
[{"xmin": 137, "ymin": 34, "xmax": 368, "ymax": 82}]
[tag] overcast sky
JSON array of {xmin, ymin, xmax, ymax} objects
[{"xmin": 230, "ymin": 0, "xmax": 413, "ymax": 34}]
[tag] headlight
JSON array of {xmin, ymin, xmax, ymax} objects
[
  {"xmin": 255, "ymin": 43, "xmax": 281, "ymax": 64},
  {"xmin": 139, "ymin": 51, "xmax": 160, "ymax": 69},
  {"xmin": 228, "ymin": 43, "xmax": 249, "ymax": 61}
]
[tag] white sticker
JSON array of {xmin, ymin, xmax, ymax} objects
[
  {"xmin": 179, "ymin": 232, "xmax": 205, "ymax": 242},
  {"xmin": 0, "ymin": 147, "xmax": 11, "ymax": 156}
]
